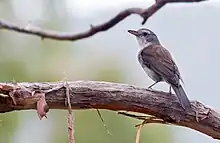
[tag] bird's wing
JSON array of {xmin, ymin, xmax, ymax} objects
[{"xmin": 140, "ymin": 45, "xmax": 182, "ymax": 86}]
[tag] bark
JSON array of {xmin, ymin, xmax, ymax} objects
[{"xmin": 0, "ymin": 81, "xmax": 219, "ymax": 139}]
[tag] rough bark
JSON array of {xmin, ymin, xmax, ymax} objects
[{"xmin": 0, "ymin": 81, "xmax": 219, "ymax": 139}]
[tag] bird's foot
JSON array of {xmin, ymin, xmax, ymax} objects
[
  {"xmin": 147, "ymin": 86, "xmax": 155, "ymax": 92},
  {"xmin": 168, "ymin": 86, "xmax": 172, "ymax": 95},
  {"xmin": 148, "ymin": 86, "xmax": 153, "ymax": 90}
]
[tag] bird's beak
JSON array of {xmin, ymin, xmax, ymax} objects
[{"xmin": 128, "ymin": 30, "xmax": 139, "ymax": 37}]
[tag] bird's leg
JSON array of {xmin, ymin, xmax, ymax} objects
[
  {"xmin": 148, "ymin": 81, "xmax": 159, "ymax": 89},
  {"xmin": 169, "ymin": 86, "xmax": 172, "ymax": 94}
]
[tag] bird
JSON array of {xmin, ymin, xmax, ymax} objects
[{"xmin": 128, "ymin": 28, "xmax": 191, "ymax": 110}]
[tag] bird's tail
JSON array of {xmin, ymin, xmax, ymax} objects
[{"xmin": 171, "ymin": 84, "xmax": 191, "ymax": 110}]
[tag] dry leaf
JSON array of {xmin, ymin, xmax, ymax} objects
[{"xmin": 36, "ymin": 93, "xmax": 49, "ymax": 120}]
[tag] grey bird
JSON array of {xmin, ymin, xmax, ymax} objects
[{"xmin": 128, "ymin": 28, "xmax": 191, "ymax": 110}]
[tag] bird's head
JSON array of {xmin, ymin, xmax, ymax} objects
[{"xmin": 128, "ymin": 28, "xmax": 160, "ymax": 48}]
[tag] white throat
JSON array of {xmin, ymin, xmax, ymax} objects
[{"xmin": 138, "ymin": 41, "xmax": 153, "ymax": 49}]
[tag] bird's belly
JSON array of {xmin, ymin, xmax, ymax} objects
[{"xmin": 143, "ymin": 67, "xmax": 162, "ymax": 82}]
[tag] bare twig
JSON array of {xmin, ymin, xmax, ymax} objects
[
  {"xmin": 0, "ymin": 0, "xmax": 206, "ymax": 41},
  {"xmin": 118, "ymin": 112, "xmax": 151, "ymax": 120},
  {"xmin": 65, "ymin": 82, "xmax": 75, "ymax": 143},
  {"xmin": 0, "ymin": 81, "xmax": 219, "ymax": 139},
  {"xmin": 118, "ymin": 112, "xmax": 167, "ymax": 126},
  {"xmin": 96, "ymin": 109, "xmax": 112, "ymax": 135},
  {"xmin": 136, "ymin": 124, "xmax": 143, "ymax": 143},
  {"xmin": 135, "ymin": 116, "xmax": 167, "ymax": 143}
]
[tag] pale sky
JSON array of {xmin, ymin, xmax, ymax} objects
[
  {"xmin": 11, "ymin": 0, "xmax": 220, "ymax": 21},
  {"xmin": 65, "ymin": 0, "xmax": 220, "ymax": 18}
]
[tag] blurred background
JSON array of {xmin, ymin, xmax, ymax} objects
[{"xmin": 0, "ymin": 0, "xmax": 220, "ymax": 143}]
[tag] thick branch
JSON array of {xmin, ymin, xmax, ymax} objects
[
  {"xmin": 0, "ymin": 81, "xmax": 219, "ymax": 139},
  {"xmin": 0, "ymin": 0, "xmax": 206, "ymax": 41}
]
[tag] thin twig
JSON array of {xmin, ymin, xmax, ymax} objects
[
  {"xmin": 96, "ymin": 109, "xmax": 112, "ymax": 135},
  {"xmin": 0, "ymin": 0, "xmax": 206, "ymax": 41},
  {"xmin": 118, "ymin": 112, "xmax": 152, "ymax": 120},
  {"xmin": 136, "ymin": 124, "xmax": 143, "ymax": 143},
  {"xmin": 65, "ymin": 82, "xmax": 75, "ymax": 143},
  {"xmin": 135, "ymin": 118, "xmax": 166, "ymax": 143}
]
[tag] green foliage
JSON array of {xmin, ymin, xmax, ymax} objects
[
  {"xmin": 0, "ymin": 112, "xmax": 19, "ymax": 143},
  {"xmin": 0, "ymin": 60, "xmax": 28, "ymax": 81}
]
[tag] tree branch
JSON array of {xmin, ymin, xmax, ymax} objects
[
  {"xmin": 0, "ymin": 81, "xmax": 219, "ymax": 139},
  {"xmin": 0, "ymin": 0, "xmax": 206, "ymax": 41}
]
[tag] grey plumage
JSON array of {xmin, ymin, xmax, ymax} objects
[
  {"xmin": 171, "ymin": 84, "xmax": 190, "ymax": 110},
  {"xmin": 128, "ymin": 28, "xmax": 191, "ymax": 109}
]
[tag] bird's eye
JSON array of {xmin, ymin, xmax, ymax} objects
[{"xmin": 143, "ymin": 32, "xmax": 148, "ymax": 36}]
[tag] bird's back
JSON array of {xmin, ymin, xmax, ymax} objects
[{"xmin": 138, "ymin": 44, "xmax": 182, "ymax": 86}]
